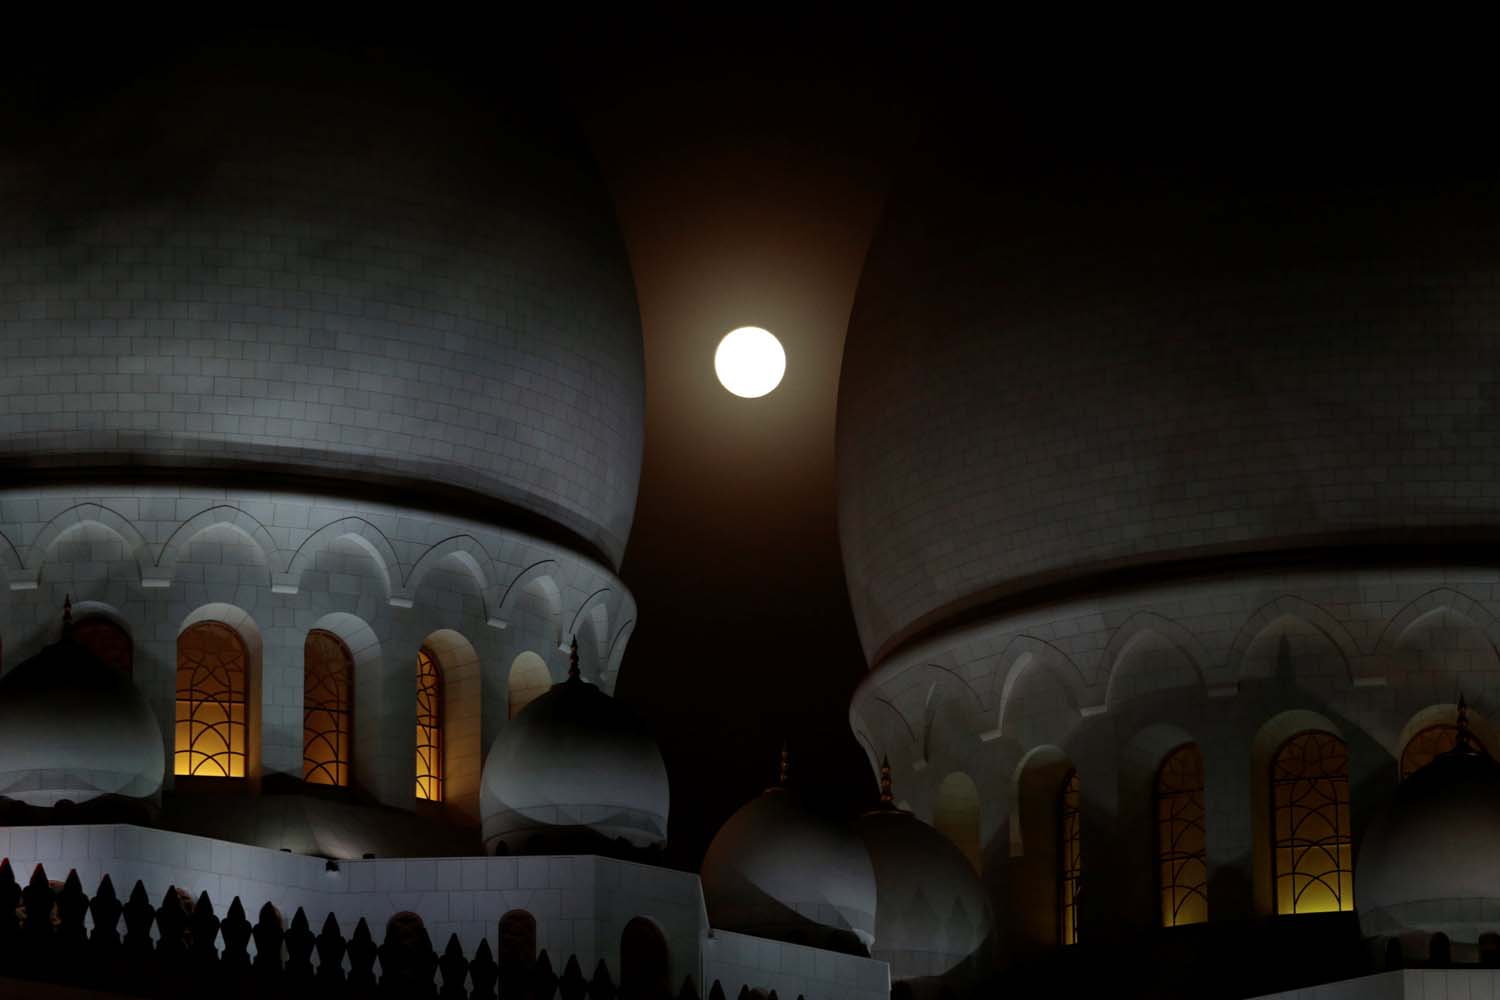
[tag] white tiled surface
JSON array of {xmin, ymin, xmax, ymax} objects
[
  {"xmin": 1253, "ymin": 969, "xmax": 1500, "ymax": 999},
  {"xmin": 704, "ymin": 930, "xmax": 889, "ymax": 1000}
]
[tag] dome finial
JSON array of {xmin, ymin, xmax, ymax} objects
[
  {"xmin": 567, "ymin": 637, "xmax": 580, "ymax": 682},
  {"xmin": 778, "ymin": 741, "xmax": 790, "ymax": 786},
  {"xmin": 62, "ymin": 594, "xmax": 73, "ymax": 634},
  {"xmin": 1456, "ymin": 693, "xmax": 1476, "ymax": 753},
  {"xmin": 879, "ymin": 755, "xmax": 894, "ymax": 804}
]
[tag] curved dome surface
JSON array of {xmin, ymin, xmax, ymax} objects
[
  {"xmin": 838, "ymin": 156, "xmax": 1500, "ymax": 659},
  {"xmin": 701, "ymin": 786, "xmax": 877, "ymax": 954},
  {"xmin": 858, "ymin": 807, "xmax": 990, "ymax": 981},
  {"xmin": 0, "ymin": 47, "xmax": 644, "ymax": 565},
  {"xmin": 0, "ymin": 630, "xmax": 164, "ymax": 806},
  {"xmin": 480, "ymin": 669, "xmax": 668, "ymax": 852},
  {"xmin": 1356, "ymin": 743, "xmax": 1500, "ymax": 946}
]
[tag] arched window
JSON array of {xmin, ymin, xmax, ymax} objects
[
  {"xmin": 1272, "ymin": 731, "xmax": 1353, "ymax": 914},
  {"xmin": 175, "ymin": 622, "xmax": 248, "ymax": 778},
  {"xmin": 303, "ymin": 629, "xmax": 353, "ymax": 786},
  {"xmin": 73, "ymin": 616, "xmax": 133, "ymax": 676},
  {"xmin": 934, "ymin": 771, "xmax": 982, "ymax": 872},
  {"xmin": 416, "ymin": 647, "xmax": 443, "ymax": 802},
  {"xmin": 1157, "ymin": 743, "xmax": 1207, "ymax": 927},
  {"xmin": 508, "ymin": 651, "xmax": 551, "ymax": 719},
  {"xmin": 1059, "ymin": 769, "xmax": 1081, "ymax": 945},
  {"xmin": 620, "ymin": 916, "xmax": 670, "ymax": 1000},
  {"xmin": 1401, "ymin": 724, "xmax": 1461, "ymax": 779}
]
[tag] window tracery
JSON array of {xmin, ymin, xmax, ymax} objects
[
  {"xmin": 1060, "ymin": 769, "xmax": 1081, "ymax": 945},
  {"xmin": 1401, "ymin": 724, "xmax": 1462, "ymax": 779},
  {"xmin": 1272, "ymin": 731, "xmax": 1353, "ymax": 914},
  {"xmin": 303, "ymin": 629, "xmax": 353, "ymax": 787},
  {"xmin": 1157, "ymin": 743, "xmax": 1207, "ymax": 926},
  {"xmin": 416, "ymin": 647, "xmax": 443, "ymax": 802},
  {"xmin": 175, "ymin": 622, "xmax": 248, "ymax": 778}
]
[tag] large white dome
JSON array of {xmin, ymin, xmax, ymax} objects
[
  {"xmin": 480, "ymin": 664, "xmax": 668, "ymax": 853},
  {"xmin": 1356, "ymin": 733, "xmax": 1500, "ymax": 952},
  {"xmin": 700, "ymin": 784, "xmax": 877, "ymax": 954},
  {"xmin": 0, "ymin": 618, "xmax": 163, "ymax": 807}
]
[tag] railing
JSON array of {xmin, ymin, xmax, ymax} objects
[{"xmin": 0, "ymin": 858, "xmax": 804, "ymax": 1000}]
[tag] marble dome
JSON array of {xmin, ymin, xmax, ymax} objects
[
  {"xmin": 1356, "ymin": 722, "xmax": 1500, "ymax": 951},
  {"xmin": 0, "ymin": 46, "xmax": 644, "ymax": 565},
  {"xmin": 837, "ymin": 154, "xmax": 1500, "ymax": 660},
  {"xmin": 701, "ymin": 774, "xmax": 878, "ymax": 955},
  {"xmin": 0, "ymin": 612, "xmax": 164, "ymax": 807},
  {"xmin": 480, "ymin": 651, "xmax": 669, "ymax": 853},
  {"xmin": 858, "ymin": 767, "xmax": 991, "ymax": 982}
]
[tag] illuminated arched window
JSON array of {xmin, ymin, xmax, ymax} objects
[
  {"xmin": 1059, "ymin": 769, "xmax": 1081, "ymax": 945},
  {"xmin": 74, "ymin": 616, "xmax": 133, "ymax": 676},
  {"xmin": 1272, "ymin": 731, "xmax": 1353, "ymax": 914},
  {"xmin": 1157, "ymin": 743, "xmax": 1207, "ymax": 927},
  {"xmin": 1401, "ymin": 724, "xmax": 1462, "ymax": 779},
  {"xmin": 303, "ymin": 629, "xmax": 353, "ymax": 786},
  {"xmin": 416, "ymin": 647, "xmax": 443, "ymax": 802},
  {"xmin": 175, "ymin": 622, "xmax": 248, "ymax": 778}
]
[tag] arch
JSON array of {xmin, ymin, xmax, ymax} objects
[
  {"xmin": 934, "ymin": 771, "xmax": 982, "ymax": 873},
  {"xmin": 416, "ymin": 647, "xmax": 443, "ymax": 802},
  {"xmin": 309, "ymin": 612, "xmax": 380, "ymax": 794},
  {"xmin": 0, "ymin": 526, "xmax": 23, "ymax": 588},
  {"xmin": 1004, "ymin": 746, "xmax": 1074, "ymax": 950},
  {"xmin": 72, "ymin": 611, "xmax": 133, "ymax": 676},
  {"xmin": 1155, "ymin": 743, "xmax": 1207, "ymax": 927},
  {"xmin": 572, "ymin": 594, "xmax": 611, "ymax": 682},
  {"xmin": 1101, "ymin": 612, "xmax": 1208, "ymax": 706},
  {"xmin": 620, "ymin": 916, "xmax": 670, "ymax": 1000},
  {"xmin": 1396, "ymin": 703, "xmax": 1497, "ymax": 778},
  {"xmin": 1378, "ymin": 587, "xmax": 1500, "ymax": 656},
  {"xmin": 176, "ymin": 621, "xmax": 250, "ymax": 779},
  {"xmin": 303, "ymin": 629, "xmax": 354, "ymax": 787},
  {"xmin": 405, "ymin": 535, "xmax": 495, "ymax": 614},
  {"xmin": 566, "ymin": 587, "xmax": 613, "ymax": 659},
  {"xmin": 1381, "ymin": 597, "xmax": 1500, "ymax": 690},
  {"xmin": 990, "ymin": 635, "xmax": 1087, "ymax": 713},
  {"xmin": 1117, "ymin": 723, "xmax": 1200, "ymax": 929},
  {"xmin": 1253, "ymin": 715, "xmax": 1353, "ymax": 917},
  {"xmin": 155, "ymin": 505, "xmax": 277, "ymax": 584},
  {"xmin": 998, "ymin": 651, "xmax": 1082, "ymax": 747},
  {"xmin": 605, "ymin": 618, "xmax": 635, "ymax": 686},
  {"xmin": 508, "ymin": 651, "xmax": 552, "ymax": 720},
  {"xmin": 25, "ymin": 503, "xmax": 149, "ymax": 586},
  {"xmin": 1229, "ymin": 596, "xmax": 1362, "ymax": 683},
  {"xmin": 496, "ymin": 560, "xmax": 562, "ymax": 623},
  {"xmin": 280, "ymin": 516, "xmax": 399, "ymax": 598},
  {"xmin": 177, "ymin": 604, "xmax": 263, "ymax": 781},
  {"xmin": 498, "ymin": 909, "xmax": 537, "ymax": 970},
  {"xmin": 422, "ymin": 630, "xmax": 482, "ymax": 822},
  {"xmin": 1059, "ymin": 770, "xmax": 1081, "ymax": 946}
]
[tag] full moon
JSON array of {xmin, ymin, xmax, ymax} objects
[{"xmin": 714, "ymin": 326, "xmax": 786, "ymax": 398}]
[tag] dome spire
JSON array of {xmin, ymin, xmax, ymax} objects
[
  {"xmin": 879, "ymin": 755, "xmax": 894, "ymax": 804},
  {"xmin": 567, "ymin": 637, "xmax": 580, "ymax": 683},
  {"xmin": 778, "ymin": 741, "xmax": 790, "ymax": 786},
  {"xmin": 1455, "ymin": 693, "xmax": 1477, "ymax": 754},
  {"xmin": 61, "ymin": 594, "xmax": 73, "ymax": 636}
]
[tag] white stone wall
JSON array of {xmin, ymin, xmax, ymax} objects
[
  {"xmin": 1251, "ymin": 969, "xmax": 1500, "ymax": 1000},
  {"xmin": 837, "ymin": 178, "xmax": 1500, "ymax": 662},
  {"xmin": 0, "ymin": 824, "xmax": 884, "ymax": 1000},
  {"xmin": 0, "ymin": 56, "xmax": 644, "ymax": 564},
  {"xmin": 0, "ymin": 485, "xmax": 636, "ymax": 814},
  {"xmin": 849, "ymin": 566, "xmax": 1500, "ymax": 947}
]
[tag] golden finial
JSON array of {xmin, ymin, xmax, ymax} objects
[
  {"xmin": 879, "ymin": 755, "xmax": 894, "ymax": 804},
  {"xmin": 568, "ymin": 637, "xmax": 580, "ymax": 682}
]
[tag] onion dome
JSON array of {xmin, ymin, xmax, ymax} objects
[
  {"xmin": 1357, "ymin": 698, "xmax": 1500, "ymax": 954},
  {"xmin": 480, "ymin": 642, "xmax": 668, "ymax": 853},
  {"xmin": 858, "ymin": 758, "xmax": 991, "ymax": 982},
  {"xmin": 0, "ymin": 599, "xmax": 164, "ymax": 807},
  {"xmin": 700, "ymin": 747, "xmax": 878, "ymax": 955}
]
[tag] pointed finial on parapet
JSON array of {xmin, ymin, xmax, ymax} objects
[
  {"xmin": 778, "ymin": 742, "xmax": 790, "ymax": 786},
  {"xmin": 879, "ymin": 755, "xmax": 894, "ymax": 804},
  {"xmin": 568, "ymin": 637, "xmax": 580, "ymax": 682}
]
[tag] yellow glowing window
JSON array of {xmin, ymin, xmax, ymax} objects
[
  {"xmin": 74, "ymin": 616, "xmax": 133, "ymax": 676},
  {"xmin": 1272, "ymin": 731, "xmax": 1353, "ymax": 915},
  {"xmin": 415, "ymin": 647, "xmax": 443, "ymax": 802},
  {"xmin": 175, "ymin": 622, "xmax": 248, "ymax": 778},
  {"xmin": 303, "ymin": 630, "xmax": 353, "ymax": 787},
  {"xmin": 1157, "ymin": 743, "xmax": 1207, "ymax": 927},
  {"xmin": 1059, "ymin": 769, "xmax": 1081, "ymax": 945},
  {"xmin": 1400, "ymin": 724, "xmax": 1464, "ymax": 780}
]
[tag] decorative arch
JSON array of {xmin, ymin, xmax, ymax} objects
[
  {"xmin": 1117, "ymin": 723, "xmax": 1201, "ymax": 929},
  {"xmin": 990, "ymin": 635, "xmax": 1087, "ymax": 713},
  {"xmin": 508, "ymin": 651, "xmax": 552, "ymax": 719},
  {"xmin": 0, "ymin": 526, "xmax": 25, "ymax": 588},
  {"xmin": 1228, "ymin": 597, "xmax": 1362, "ymax": 678},
  {"xmin": 566, "ymin": 587, "xmax": 613, "ymax": 659},
  {"xmin": 1378, "ymin": 587, "xmax": 1500, "ymax": 655},
  {"xmin": 175, "ymin": 605, "xmax": 264, "ymax": 780},
  {"xmin": 421, "ymin": 630, "xmax": 483, "ymax": 823},
  {"xmin": 498, "ymin": 562, "xmax": 563, "ymax": 648},
  {"xmin": 405, "ymin": 535, "xmax": 495, "ymax": 616},
  {"xmin": 1396, "ymin": 702, "xmax": 1498, "ymax": 779},
  {"xmin": 1101, "ymin": 612, "xmax": 1209, "ymax": 705},
  {"xmin": 1059, "ymin": 769, "xmax": 1081, "ymax": 946},
  {"xmin": 155, "ymin": 505, "xmax": 277, "ymax": 585},
  {"xmin": 620, "ymin": 916, "xmax": 670, "ymax": 1000},
  {"xmin": 280, "ymin": 516, "xmax": 400, "ymax": 598},
  {"xmin": 1155, "ymin": 743, "xmax": 1207, "ymax": 927},
  {"xmin": 25, "ymin": 503, "xmax": 149, "ymax": 586},
  {"xmin": 416, "ymin": 647, "xmax": 443, "ymax": 802},
  {"xmin": 303, "ymin": 629, "xmax": 354, "ymax": 787},
  {"xmin": 571, "ymin": 593, "xmax": 612, "ymax": 682},
  {"xmin": 604, "ymin": 618, "xmax": 635, "ymax": 686},
  {"xmin": 998, "ymin": 651, "xmax": 1083, "ymax": 747},
  {"xmin": 496, "ymin": 560, "xmax": 562, "ymax": 621},
  {"xmin": 1249, "ymin": 710, "xmax": 1349, "ymax": 916},
  {"xmin": 934, "ymin": 771, "xmax": 982, "ymax": 873}
]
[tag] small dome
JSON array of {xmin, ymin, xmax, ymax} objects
[
  {"xmin": 480, "ymin": 653, "xmax": 668, "ymax": 853},
  {"xmin": 701, "ymin": 772, "xmax": 877, "ymax": 955},
  {"xmin": 858, "ymin": 766, "xmax": 991, "ymax": 982},
  {"xmin": 0, "ymin": 610, "xmax": 164, "ymax": 807},
  {"xmin": 1357, "ymin": 720, "xmax": 1500, "ymax": 950}
]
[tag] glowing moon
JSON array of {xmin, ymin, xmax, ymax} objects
[{"xmin": 714, "ymin": 327, "xmax": 786, "ymax": 398}]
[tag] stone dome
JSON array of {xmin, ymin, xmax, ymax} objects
[
  {"xmin": 0, "ymin": 44, "xmax": 644, "ymax": 566},
  {"xmin": 838, "ymin": 142, "xmax": 1500, "ymax": 660},
  {"xmin": 0, "ymin": 614, "xmax": 164, "ymax": 807},
  {"xmin": 858, "ymin": 768, "xmax": 990, "ymax": 982},
  {"xmin": 1356, "ymin": 727, "xmax": 1500, "ymax": 950},
  {"xmin": 700, "ymin": 779, "xmax": 878, "ymax": 955},
  {"xmin": 480, "ymin": 655, "xmax": 668, "ymax": 853}
]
